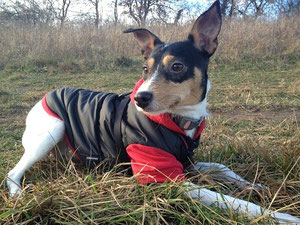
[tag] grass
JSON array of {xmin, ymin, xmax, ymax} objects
[
  {"xmin": 0, "ymin": 54, "xmax": 299, "ymax": 224},
  {"xmin": 210, "ymin": 54, "xmax": 300, "ymax": 111}
]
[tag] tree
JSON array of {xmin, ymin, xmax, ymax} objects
[
  {"xmin": 218, "ymin": 0, "xmax": 248, "ymax": 18},
  {"xmin": 173, "ymin": 8, "xmax": 183, "ymax": 25},
  {"xmin": 220, "ymin": 0, "xmax": 229, "ymax": 17},
  {"xmin": 119, "ymin": 0, "xmax": 151, "ymax": 26},
  {"xmin": 119, "ymin": 0, "xmax": 180, "ymax": 26},
  {"xmin": 250, "ymin": 0, "xmax": 272, "ymax": 18},
  {"xmin": 114, "ymin": 0, "xmax": 118, "ymax": 26},
  {"xmin": 217, "ymin": 0, "xmax": 276, "ymax": 18},
  {"xmin": 57, "ymin": 0, "xmax": 71, "ymax": 29},
  {"xmin": 154, "ymin": 1, "xmax": 183, "ymax": 25},
  {"xmin": 87, "ymin": 0, "xmax": 100, "ymax": 28},
  {"xmin": 275, "ymin": 0, "xmax": 300, "ymax": 15},
  {"xmin": 0, "ymin": 0, "xmax": 56, "ymax": 26}
]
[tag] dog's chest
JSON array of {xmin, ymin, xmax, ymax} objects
[{"xmin": 185, "ymin": 128, "xmax": 197, "ymax": 138}]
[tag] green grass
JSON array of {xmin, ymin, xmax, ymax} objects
[
  {"xmin": 0, "ymin": 57, "xmax": 299, "ymax": 224},
  {"xmin": 210, "ymin": 55, "xmax": 300, "ymax": 112}
]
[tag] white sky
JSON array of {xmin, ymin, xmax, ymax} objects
[
  {"xmin": 71, "ymin": 0, "xmax": 210, "ymax": 22},
  {"xmin": 1, "ymin": 0, "xmax": 211, "ymax": 23}
]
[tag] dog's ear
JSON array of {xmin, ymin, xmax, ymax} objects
[
  {"xmin": 123, "ymin": 28, "xmax": 163, "ymax": 59},
  {"xmin": 188, "ymin": 0, "xmax": 222, "ymax": 56}
]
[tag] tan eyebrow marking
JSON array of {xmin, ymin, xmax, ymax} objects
[
  {"xmin": 148, "ymin": 57, "xmax": 155, "ymax": 70},
  {"xmin": 162, "ymin": 55, "xmax": 174, "ymax": 66}
]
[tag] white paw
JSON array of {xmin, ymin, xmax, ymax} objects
[
  {"xmin": 272, "ymin": 212, "xmax": 300, "ymax": 224},
  {"xmin": 9, "ymin": 188, "xmax": 22, "ymax": 199},
  {"xmin": 7, "ymin": 179, "xmax": 22, "ymax": 199}
]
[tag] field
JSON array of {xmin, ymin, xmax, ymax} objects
[{"xmin": 0, "ymin": 17, "xmax": 300, "ymax": 224}]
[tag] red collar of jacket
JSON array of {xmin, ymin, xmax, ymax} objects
[{"xmin": 130, "ymin": 78, "xmax": 206, "ymax": 140}]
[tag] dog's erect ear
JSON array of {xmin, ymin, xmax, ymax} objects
[
  {"xmin": 123, "ymin": 28, "xmax": 163, "ymax": 59},
  {"xmin": 188, "ymin": 0, "xmax": 222, "ymax": 56}
]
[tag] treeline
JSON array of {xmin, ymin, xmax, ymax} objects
[
  {"xmin": 0, "ymin": 0, "xmax": 299, "ymax": 29},
  {"xmin": 0, "ymin": 0, "xmax": 299, "ymax": 73}
]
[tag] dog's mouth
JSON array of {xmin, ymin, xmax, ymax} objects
[
  {"xmin": 134, "ymin": 93, "xmax": 180, "ymax": 115},
  {"xmin": 134, "ymin": 100, "xmax": 166, "ymax": 115}
]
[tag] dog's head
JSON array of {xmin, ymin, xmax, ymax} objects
[{"xmin": 124, "ymin": 1, "xmax": 222, "ymax": 115}]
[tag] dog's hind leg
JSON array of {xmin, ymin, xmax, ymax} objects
[
  {"xmin": 184, "ymin": 181, "xmax": 300, "ymax": 224},
  {"xmin": 190, "ymin": 162, "xmax": 266, "ymax": 191},
  {"xmin": 7, "ymin": 101, "xmax": 65, "ymax": 198}
]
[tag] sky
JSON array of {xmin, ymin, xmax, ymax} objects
[
  {"xmin": 1, "ymin": 0, "xmax": 211, "ymax": 23},
  {"xmin": 68, "ymin": 0, "xmax": 211, "ymax": 22}
]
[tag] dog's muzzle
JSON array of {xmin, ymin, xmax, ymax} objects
[{"xmin": 134, "ymin": 91, "xmax": 153, "ymax": 109}]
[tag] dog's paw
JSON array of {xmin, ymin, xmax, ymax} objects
[
  {"xmin": 9, "ymin": 191, "xmax": 23, "ymax": 200},
  {"xmin": 7, "ymin": 179, "xmax": 22, "ymax": 199},
  {"xmin": 272, "ymin": 211, "xmax": 300, "ymax": 224},
  {"xmin": 8, "ymin": 189, "xmax": 23, "ymax": 200}
]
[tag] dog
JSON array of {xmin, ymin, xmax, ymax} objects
[{"xmin": 6, "ymin": 1, "xmax": 300, "ymax": 223}]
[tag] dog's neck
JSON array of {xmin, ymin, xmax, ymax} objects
[
  {"xmin": 170, "ymin": 98, "xmax": 208, "ymax": 120},
  {"xmin": 170, "ymin": 100, "xmax": 207, "ymax": 138},
  {"xmin": 169, "ymin": 80, "xmax": 210, "ymax": 138},
  {"xmin": 171, "ymin": 80, "xmax": 210, "ymax": 120}
]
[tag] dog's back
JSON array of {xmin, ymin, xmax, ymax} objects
[{"xmin": 44, "ymin": 87, "xmax": 120, "ymax": 166}]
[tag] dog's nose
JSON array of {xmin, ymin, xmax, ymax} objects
[{"xmin": 134, "ymin": 92, "xmax": 153, "ymax": 109}]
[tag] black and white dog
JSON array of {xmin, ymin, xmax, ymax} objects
[{"xmin": 7, "ymin": 1, "xmax": 300, "ymax": 223}]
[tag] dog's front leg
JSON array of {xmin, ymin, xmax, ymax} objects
[
  {"xmin": 190, "ymin": 162, "xmax": 266, "ymax": 192},
  {"xmin": 184, "ymin": 182, "xmax": 300, "ymax": 224}
]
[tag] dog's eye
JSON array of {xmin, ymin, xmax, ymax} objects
[
  {"xmin": 143, "ymin": 66, "xmax": 149, "ymax": 74},
  {"xmin": 171, "ymin": 63, "xmax": 184, "ymax": 72}
]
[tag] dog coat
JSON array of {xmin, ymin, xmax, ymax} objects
[{"xmin": 42, "ymin": 79, "xmax": 206, "ymax": 184}]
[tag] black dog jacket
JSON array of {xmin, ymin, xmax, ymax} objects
[{"xmin": 42, "ymin": 79, "xmax": 206, "ymax": 184}]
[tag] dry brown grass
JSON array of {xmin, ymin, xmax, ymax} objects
[
  {"xmin": 216, "ymin": 17, "xmax": 300, "ymax": 62},
  {"xmin": 0, "ymin": 16, "xmax": 299, "ymax": 71},
  {"xmin": 1, "ymin": 116, "xmax": 299, "ymax": 224}
]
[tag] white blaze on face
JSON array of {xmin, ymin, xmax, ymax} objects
[
  {"xmin": 136, "ymin": 70, "xmax": 159, "ymax": 93},
  {"xmin": 134, "ymin": 72, "xmax": 154, "ymax": 112}
]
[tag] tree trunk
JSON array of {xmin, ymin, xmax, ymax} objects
[
  {"xmin": 173, "ymin": 9, "xmax": 183, "ymax": 25},
  {"xmin": 220, "ymin": 0, "xmax": 229, "ymax": 17},
  {"xmin": 59, "ymin": 0, "xmax": 71, "ymax": 30},
  {"xmin": 95, "ymin": 0, "xmax": 99, "ymax": 29},
  {"xmin": 229, "ymin": 0, "xmax": 235, "ymax": 18},
  {"xmin": 114, "ymin": 0, "xmax": 118, "ymax": 26}
]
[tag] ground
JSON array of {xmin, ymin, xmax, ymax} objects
[{"xmin": 0, "ymin": 57, "xmax": 299, "ymax": 224}]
